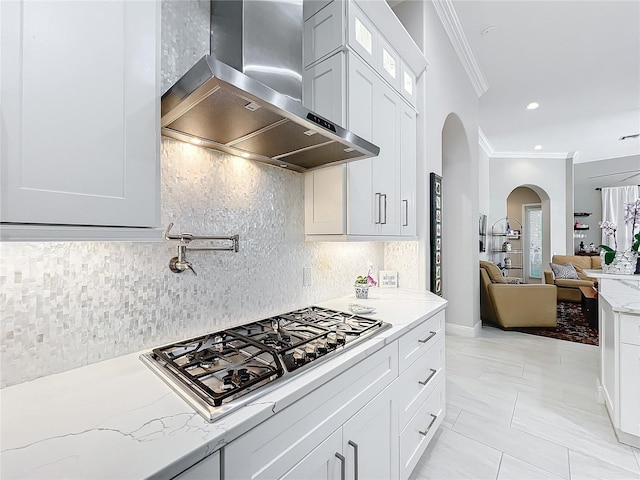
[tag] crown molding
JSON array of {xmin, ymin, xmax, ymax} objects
[
  {"xmin": 478, "ymin": 128, "xmax": 575, "ymax": 160},
  {"xmin": 432, "ymin": 0, "xmax": 488, "ymax": 97},
  {"xmin": 478, "ymin": 128, "xmax": 494, "ymax": 156},
  {"xmin": 489, "ymin": 151, "xmax": 573, "ymax": 160}
]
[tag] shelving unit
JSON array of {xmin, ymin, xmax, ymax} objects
[
  {"xmin": 490, "ymin": 217, "xmax": 523, "ymax": 279},
  {"xmin": 574, "ymin": 212, "xmax": 591, "ymax": 240}
]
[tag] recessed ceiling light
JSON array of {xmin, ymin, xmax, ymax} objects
[
  {"xmin": 534, "ymin": 145, "xmax": 543, "ymax": 150},
  {"xmin": 240, "ymin": 152, "xmax": 250, "ymax": 158},
  {"xmin": 279, "ymin": 164, "xmax": 288, "ymax": 168},
  {"xmin": 526, "ymin": 102, "xmax": 539, "ymax": 110},
  {"xmin": 190, "ymin": 138, "xmax": 203, "ymax": 145}
]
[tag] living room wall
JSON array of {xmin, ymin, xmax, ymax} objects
[
  {"xmin": 573, "ymin": 155, "xmax": 640, "ymax": 253},
  {"xmin": 488, "ymin": 156, "xmax": 572, "ymax": 257}
]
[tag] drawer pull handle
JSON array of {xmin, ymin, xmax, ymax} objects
[
  {"xmin": 418, "ymin": 368, "xmax": 438, "ymax": 386},
  {"xmin": 348, "ymin": 440, "xmax": 359, "ymax": 480},
  {"xmin": 418, "ymin": 331, "xmax": 437, "ymax": 344},
  {"xmin": 336, "ymin": 452, "xmax": 346, "ymax": 480},
  {"xmin": 419, "ymin": 414, "xmax": 438, "ymax": 436}
]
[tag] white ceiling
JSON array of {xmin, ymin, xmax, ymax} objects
[{"xmin": 452, "ymin": 0, "xmax": 640, "ymax": 164}]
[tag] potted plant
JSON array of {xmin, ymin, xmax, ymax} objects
[{"xmin": 354, "ymin": 271, "xmax": 377, "ymax": 299}]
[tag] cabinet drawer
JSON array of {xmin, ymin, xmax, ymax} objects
[
  {"xmin": 398, "ymin": 310, "xmax": 445, "ymax": 373},
  {"xmin": 304, "ymin": 0, "xmax": 344, "ymax": 67},
  {"xmin": 620, "ymin": 314, "xmax": 640, "ymax": 346},
  {"xmin": 399, "ymin": 379, "xmax": 445, "ymax": 480},
  {"xmin": 397, "ymin": 338, "xmax": 444, "ymax": 429}
]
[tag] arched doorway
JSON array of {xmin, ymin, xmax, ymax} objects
[
  {"xmin": 441, "ymin": 113, "xmax": 479, "ymax": 335},
  {"xmin": 506, "ymin": 185, "xmax": 551, "ymax": 284}
]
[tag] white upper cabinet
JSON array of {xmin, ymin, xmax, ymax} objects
[
  {"xmin": 0, "ymin": 0, "xmax": 161, "ymax": 241},
  {"xmin": 303, "ymin": 0, "xmax": 425, "ymax": 239},
  {"xmin": 400, "ymin": 104, "xmax": 417, "ymax": 237},
  {"xmin": 304, "ymin": 0, "xmax": 345, "ymax": 67}
]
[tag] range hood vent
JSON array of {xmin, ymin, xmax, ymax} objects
[{"xmin": 161, "ymin": 1, "xmax": 379, "ymax": 172}]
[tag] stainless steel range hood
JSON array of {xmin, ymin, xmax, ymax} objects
[{"xmin": 161, "ymin": 1, "xmax": 379, "ymax": 172}]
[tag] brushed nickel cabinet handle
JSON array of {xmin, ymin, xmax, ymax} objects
[
  {"xmin": 402, "ymin": 199, "xmax": 409, "ymax": 226},
  {"xmin": 375, "ymin": 193, "xmax": 382, "ymax": 224},
  {"xmin": 418, "ymin": 331, "xmax": 437, "ymax": 344},
  {"xmin": 419, "ymin": 414, "xmax": 438, "ymax": 436},
  {"xmin": 418, "ymin": 368, "xmax": 437, "ymax": 386},
  {"xmin": 335, "ymin": 452, "xmax": 346, "ymax": 480},
  {"xmin": 348, "ymin": 440, "xmax": 359, "ymax": 480},
  {"xmin": 381, "ymin": 194, "xmax": 387, "ymax": 224}
]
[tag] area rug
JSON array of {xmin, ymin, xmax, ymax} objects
[{"xmin": 512, "ymin": 301, "xmax": 599, "ymax": 346}]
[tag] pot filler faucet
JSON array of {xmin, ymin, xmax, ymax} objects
[{"xmin": 164, "ymin": 223, "xmax": 239, "ymax": 275}]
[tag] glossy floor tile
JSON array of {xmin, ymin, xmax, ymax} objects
[{"xmin": 410, "ymin": 326, "xmax": 640, "ymax": 480}]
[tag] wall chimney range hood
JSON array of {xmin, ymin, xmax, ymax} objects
[{"xmin": 161, "ymin": 1, "xmax": 379, "ymax": 172}]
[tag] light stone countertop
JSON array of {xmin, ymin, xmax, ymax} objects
[
  {"xmin": 0, "ymin": 288, "xmax": 447, "ymax": 480},
  {"xmin": 584, "ymin": 269, "xmax": 640, "ymax": 314},
  {"xmin": 599, "ymin": 292, "xmax": 640, "ymax": 315}
]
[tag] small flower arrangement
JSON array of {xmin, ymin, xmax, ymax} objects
[
  {"xmin": 354, "ymin": 270, "xmax": 376, "ymax": 299},
  {"xmin": 599, "ymin": 198, "xmax": 640, "ymax": 265},
  {"xmin": 355, "ymin": 271, "xmax": 377, "ymax": 286}
]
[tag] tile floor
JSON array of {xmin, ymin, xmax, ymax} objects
[{"xmin": 410, "ymin": 326, "xmax": 640, "ymax": 480}]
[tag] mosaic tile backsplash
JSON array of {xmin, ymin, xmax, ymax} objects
[
  {"xmin": 0, "ymin": 140, "xmax": 386, "ymax": 387},
  {"xmin": 0, "ymin": 0, "xmax": 417, "ymax": 387}
]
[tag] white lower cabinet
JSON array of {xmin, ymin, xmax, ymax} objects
[
  {"xmin": 399, "ymin": 380, "xmax": 444, "ymax": 480},
  {"xmin": 280, "ymin": 429, "xmax": 342, "ymax": 480},
  {"xmin": 223, "ymin": 308, "xmax": 446, "ymax": 480},
  {"xmin": 282, "ymin": 385, "xmax": 398, "ymax": 480},
  {"xmin": 173, "ymin": 451, "xmax": 221, "ymax": 480},
  {"xmin": 619, "ymin": 342, "xmax": 640, "ymax": 437},
  {"xmin": 224, "ymin": 342, "xmax": 398, "ymax": 479},
  {"xmin": 599, "ymin": 288, "xmax": 640, "ymax": 448}
]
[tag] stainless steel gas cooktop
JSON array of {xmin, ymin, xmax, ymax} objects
[{"xmin": 140, "ymin": 306, "xmax": 390, "ymax": 422}]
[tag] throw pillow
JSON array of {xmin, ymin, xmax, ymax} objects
[{"xmin": 549, "ymin": 262, "xmax": 579, "ymax": 279}]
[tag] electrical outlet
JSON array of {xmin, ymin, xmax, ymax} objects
[{"xmin": 303, "ymin": 266, "xmax": 312, "ymax": 287}]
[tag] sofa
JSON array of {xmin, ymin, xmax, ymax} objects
[
  {"xmin": 480, "ymin": 261, "xmax": 557, "ymax": 329},
  {"xmin": 543, "ymin": 254, "xmax": 601, "ymax": 303}
]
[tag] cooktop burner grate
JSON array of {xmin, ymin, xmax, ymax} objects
[{"xmin": 141, "ymin": 306, "xmax": 390, "ymax": 421}]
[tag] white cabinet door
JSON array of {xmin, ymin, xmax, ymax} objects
[
  {"xmin": 372, "ymin": 80, "xmax": 401, "ymax": 236},
  {"xmin": 0, "ymin": 0, "xmax": 160, "ymax": 232},
  {"xmin": 174, "ymin": 451, "xmax": 221, "ymax": 480},
  {"xmin": 400, "ymin": 104, "xmax": 417, "ymax": 236},
  {"xmin": 305, "ymin": 165, "xmax": 346, "ymax": 235},
  {"xmin": 346, "ymin": 53, "xmax": 375, "ymax": 236},
  {"xmin": 280, "ymin": 429, "xmax": 342, "ymax": 480},
  {"xmin": 303, "ymin": 52, "xmax": 346, "ymax": 125},
  {"xmin": 619, "ymin": 342, "xmax": 640, "ymax": 437},
  {"xmin": 304, "ymin": 0, "xmax": 344, "ymax": 67},
  {"xmin": 342, "ymin": 385, "xmax": 399, "ymax": 480}
]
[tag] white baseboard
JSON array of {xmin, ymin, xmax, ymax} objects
[{"xmin": 445, "ymin": 321, "xmax": 482, "ymax": 337}]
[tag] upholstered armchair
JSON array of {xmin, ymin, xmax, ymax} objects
[{"xmin": 480, "ymin": 261, "xmax": 557, "ymax": 329}]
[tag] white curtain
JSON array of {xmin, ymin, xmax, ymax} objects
[{"xmin": 601, "ymin": 185, "xmax": 640, "ymax": 250}]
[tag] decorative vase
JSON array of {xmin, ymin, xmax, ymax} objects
[
  {"xmin": 600, "ymin": 249, "xmax": 639, "ymax": 275},
  {"xmin": 354, "ymin": 283, "xmax": 370, "ymax": 299}
]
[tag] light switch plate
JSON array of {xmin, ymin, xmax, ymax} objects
[{"xmin": 303, "ymin": 266, "xmax": 312, "ymax": 287}]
